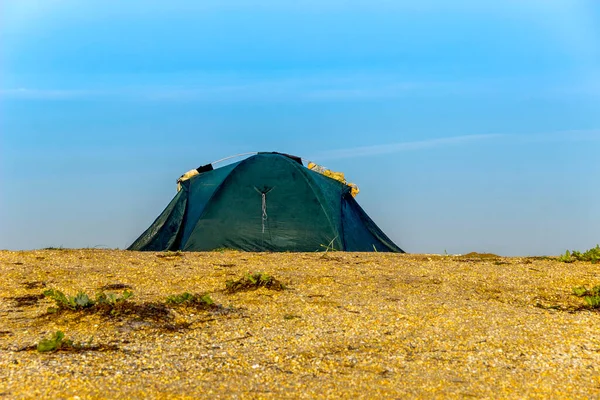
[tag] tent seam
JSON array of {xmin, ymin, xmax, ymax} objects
[
  {"xmin": 181, "ymin": 157, "xmax": 254, "ymax": 250},
  {"xmin": 288, "ymin": 158, "xmax": 344, "ymax": 251}
]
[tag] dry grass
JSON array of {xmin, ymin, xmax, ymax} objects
[{"xmin": 1, "ymin": 249, "xmax": 599, "ymax": 399}]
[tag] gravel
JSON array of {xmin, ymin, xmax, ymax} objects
[{"xmin": 1, "ymin": 249, "xmax": 599, "ymax": 399}]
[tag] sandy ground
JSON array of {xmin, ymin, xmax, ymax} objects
[{"xmin": 1, "ymin": 249, "xmax": 599, "ymax": 399}]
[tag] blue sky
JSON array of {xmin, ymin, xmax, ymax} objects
[{"xmin": 1, "ymin": 0, "xmax": 599, "ymax": 255}]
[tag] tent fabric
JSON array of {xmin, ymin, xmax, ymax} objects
[
  {"xmin": 260, "ymin": 151, "xmax": 303, "ymax": 165},
  {"xmin": 128, "ymin": 153, "xmax": 404, "ymax": 252}
]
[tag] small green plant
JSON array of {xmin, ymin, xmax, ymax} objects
[
  {"xmin": 319, "ymin": 236, "xmax": 339, "ymax": 253},
  {"xmin": 166, "ymin": 292, "xmax": 214, "ymax": 307},
  {"xmin": 96, "ymin": 290, "xmax": 134, "ymax": 305},
  {"xmin": 558, "ymin": 250, "xmax": 576, "ymax": 263},
  {"xmin": 43, "ymin": 289, "xmax": 133, "ymax": 314},
  {"xmin": 572, "ymin": 286, "xmax": 600, "ymax": 309},
  {"xmin": 166, "ymin": 292, "xmax": 195, "ymax": 304},
  {"xmin": 226, "ymin": 272, "xmax": 286, "ymax": 292},
  {"xmin": 43, "ymin": 289, "xmax": 95, "ymax": 311},
  {"xmin": 585, "ymin": 296, "xmax": 600, "ymax": 308},
  {"xmin": 93, "ymin": 290, "xmax": 135, "ymax": 316},
  {"xmin": 579, "ymin": 245, "xmax": 600, "ymax": 264},
  {"xmin": 36, "ymin": 331, "xmax": 103, "ymax": 353},
  {"xmin": 559, "ymin": 245, "xmax": 600, "ymax": 264},
  {"xmin": 37, "ymin": 331, "xmax": 74, "ymax": 352}
]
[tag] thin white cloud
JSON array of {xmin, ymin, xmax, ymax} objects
[
  {"xmin": 0, "ymin": 88, "xmax": 94, "ymax": 99},
  {"xmin": 313, "ymin": 134, "xmax": 505, "ymax": 160},
  {"xmin": 2, "ymin": 64, "xmax": 599, "ymax": 102},
  {"xmin": 0, "ymin": 76, "xmax": 576, "ymax": 102},
  {"xmin": 0, "ymin": 77, "xmax": 445, "ymax": 102},
  {"xmin": 519, "ymin": 129, "xmax": 600, "ymax": 143},
  {"xmin": 313, "ymin": 129, "xmax": 600, "ymax": 160}
]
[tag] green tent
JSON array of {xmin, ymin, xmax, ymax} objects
[{"xmin": 128, "ymin": 152, "xmax": 403, "ymax": 252}]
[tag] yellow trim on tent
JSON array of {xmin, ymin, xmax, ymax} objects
[
  {"xmin": 177, "ymin": 169, "xmax": 199, "ymax": 192},
  {"xmin": 307, "ymin": 162, "xmax": 359, "ymax": 197}
]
